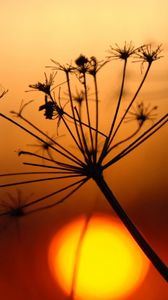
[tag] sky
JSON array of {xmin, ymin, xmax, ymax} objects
[{"xmin": 0, "ymin": 1, "xmax": 168, "ymax": 299}]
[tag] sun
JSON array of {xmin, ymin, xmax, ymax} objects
[{"xmin": 48, "ymin": 214, "xmax": 150, "ymax": 299}]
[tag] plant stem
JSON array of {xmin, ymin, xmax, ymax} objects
[
  {"xmin": 65, "ymin": 72, "xmax": 85, "ymax": 154},
  {"xmin": 94, "ymin": 174, "xmax": 168, "ymax": 281},
  {"xmin": 108, "ymin": 63, "xmax": 151, "ymax": 148},
  {"xmin": 20, "ymin": 113, "xmax": 83, "ymax": 165},
  {"xmin": 83, "ymin": 74, "xmax": 94, "ymax": 159},
  {"xmin": 69, "ymin": 212, "xmax": 92, "ymax": 299},
  {"xmin": 93, "ymin": 74, "xmax": 99, "ymax": 162},
  {"xmin": 98, "ymin": 59, "xmax": 127, "ymax": 164},
  {"xmin": 0, "ymin": 113, "xmax": 83, "ymax": 167},
  {"xmin": 108, "ymin": 59, "xmax": 127, "ymax": 141},
  {"xmin": 107, "ymin": 125, "xmax": 141, "ymax": 153},
  {"xmin": 74, "ymin": 107, "xmax": 91, "ymax": 163},
  {"xmin": 103, "ymin": 114, "xmax": 167, "ymax": 170}
]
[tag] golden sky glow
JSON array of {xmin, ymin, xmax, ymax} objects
[
  {"xmin": 1, "ymin": 0, "xmax": 168, "ymax": 95},
  {"xmin": 49, "ymin": 214, "xmax": 149, "ymax": 299}
]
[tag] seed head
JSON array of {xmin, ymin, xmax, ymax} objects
[
  {"xmin": 29, "ymin": 72, "xmax": 56, "ymax": 95},
  {"xmin": 135, "ymin": 44, "xmax": 163, "ymax": 65},
  {"xmin": 126, "ymin": 102, "xmax": 158, "ymax": 127},
  {"xmin": 0, "ymin": 191, "xmax": 26, "ymax": 218},
  {"xmin": 108, "ymin": 42, "xmax": 136, "ymax": 61}
]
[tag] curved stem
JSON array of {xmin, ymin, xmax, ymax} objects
[
  {"xmin": 69, "ymin": 212, "xmax": 92, "ymax": 299},
  {"xmin": 108, "ymin": 59, "xmax": 127, "ymax": 141},
  {"xmin": 64, "ymin": 110, "xmax": 107, "ymax": 138},
  {"xmin": 99, "ymin": 59, "xmax": 127, "ymax": 164},
  {"xmin": 0, "ymin": 174, "xmax": 84, "ymax": 189},
  {"xmin": 95, "ymin": 174, "xmax": 168, "ymax": 281},
  {"xmin": 0, "ymin": 113, "xmax": 83, "ymax": 167},
  {"xmin": 19, "ymin": 113, "xmax": 84, "ymax": 166},
  {"xmin": 93, "ymin": 74, "xmax": 99, "ymax": 162},
  {"xmin": 65, "ymin": 73, "xmax": 85, "ymax": 154},
  {"xmin": 108, "ymin": 63, "xmax": 151, "ymax": 147},
  {"xmin": 107, "ymin": 125, "xmax": 141, "ymax": 153},
  {"xmin": 99, "ymin": 63, "xmax": 151, "ymax": 166},
  {"xmin": 74, "ymin": 107, "xmax": 91, "ymax": 163},
  {"xmin": 27, "ymin": 177, "xmax": 88, "ymax": 214},
  {"xmin": 83, "ymin": 74, "xmax": 94, "ymax": 161},
  {"xmin": 103, "ymin": 114, "xmax": 167, "ymax": 170}
]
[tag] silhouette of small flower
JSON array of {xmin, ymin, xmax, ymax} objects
[
  {"xmin": 135, "ymin": 44, "xmax": 163, "ymax": 65},
  {"xmin": 73, "ymin": 89, "xmax": 85, "ymax": 105},
  {"xmin": 48, "ymin": 60, "xmax": 74, "ymax": 74},
  {"xmin": 38, "ymin": 96, "xmax": 65, "ymax": 134},
  {"xmin": 29, "ymin": 72, "xmax": 56, "ymax": 95},
  {"xmin": 72, "ymin": 89, "xmax": 85, "ymax": 116},
  {"xmin": 0, "ymin": 191, "xmax": 32, "ymax": 237},
  {"xmin": 0, "ymin": 190, "xmax": 26, "ymax": 218},
  {"xmin": 0, "ymin": 86, "xmax": 8, "ymax": 99},
  {"xmin": 39, "ymin": 96, "xmax": 57, "ymax": 119},
  {"xmin": 125, "ymin": 102, "xmax": 158, "ymax": 127},
  {"xmin": 75, "ymin": 54, "xmax": 90, "ymax": 75},
  {"xmin": 28, "ymin": 134, "xmax": 57, "ymax": 159},
  {"xmin": 75, "ymin": 55, "xmax": 88, "ymax": 66},
  {"xmin": 75, "ymin": 55, "xmax": 106, "ymax": 77},
  {"xmin": 108, "ymin": 42, "xmax": 137, "ymax": 61},
  {"xmin": 87, "ymin": 56, "xmax": 107, "ymax": 76},
  {"xmin": 11, "ymin": 99, "xmax": 34, "ymax": 118}
]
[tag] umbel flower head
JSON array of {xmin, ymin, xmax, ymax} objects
[
  {"xmin": 0, "ymin": 190, "xmax": 25, "ymax": 218},
  {"xmin": 28, "ymin": 72, "xmax": 57, "ymax": 95},
  {"xmin": 0, "ymin": 85, "xmax": 8, "ymax": 99},
  {"xmin": 0, "ymin": 42, "xmax": 167, "ymax": 281},
  {"xmin": 125, "ymin": 102, "xmax": 158, "ymax": 127},
  {"xmin": 135, "ymin": 44, "xmax": 163, "ymax": 65},
  {"xmin": 107, "ymin": 41, "xmax": 137, "ymax": 61}
]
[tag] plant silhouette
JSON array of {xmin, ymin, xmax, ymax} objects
[{"xmin": 0, "ymin": 42, "xmax": 167, "ymax": 281}]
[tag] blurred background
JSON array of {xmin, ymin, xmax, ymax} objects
[{"xmin": 0, "ymin": 1, "xmax": 168, "ymax": 299}]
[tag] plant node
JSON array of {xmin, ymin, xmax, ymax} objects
[{"xmin": 84, "ymin": 162, "xmax": 103, "ymax": 180}]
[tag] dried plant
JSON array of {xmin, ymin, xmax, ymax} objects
[{"xmin": 0, "ymin": 42, "xmax": 167, "ymax": 281}]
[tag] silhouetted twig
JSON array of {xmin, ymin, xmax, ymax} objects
[{"xmin": 0, "ymin": 42, "xmax": 167, "ymax": 281}]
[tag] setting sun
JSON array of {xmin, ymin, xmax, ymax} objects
[{"xmin": 48, "ymin": 214, "xmax": 150, "ymax": 299}]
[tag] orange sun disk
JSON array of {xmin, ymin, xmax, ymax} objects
[{"xmin": 48, "ymin": 214, "xmax": 149, "ymax": 299}]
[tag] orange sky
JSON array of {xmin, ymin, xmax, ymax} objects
[
  {"xmin": 0, "ymin": 1, "xmax": 168, "ymax": 299},
  {"xmin": 0, "ymin": 0, "xmax": 168, "ymax": 92}
]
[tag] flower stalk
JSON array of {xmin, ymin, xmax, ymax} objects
[
  {"xmin": 0, "ymin": 42, "xmax": 167, "ymax": 282},
  {"xmin": 94, "ymin": 173, "xmax": 168, "ymax": 281}
]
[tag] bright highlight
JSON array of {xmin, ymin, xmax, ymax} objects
[{"xmin": 48, "ymin": 214, "xmax": 149, "ymax": 299}]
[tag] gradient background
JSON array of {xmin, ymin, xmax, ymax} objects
[{"xmin": 0, "ymin": 1, "xmax": 168, "ymax": 299}]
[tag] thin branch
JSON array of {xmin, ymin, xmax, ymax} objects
[
  {"xmin": 103, "ymin": 114, "xmax": 167, "ymax": 170},
  {"xmin": 108, "ymin": 63, "xmax": 151, "ymax": 147},
  {"xmin": 108, "ymin": 59, "xmax": 127, "ymax": 141},
  {"xmin": 98, "ymin": 59, "xmax": 127, "ymax": 164},
  {"xmin": 98, "ymin": 63, "xmax": 152, "ymax": 165},
  {"xmin": 20, "ymin": 113, "xmax": 84, "ymax": 166},
  {"xmin": 65, "ymin": 72, "xmax": 86, "ymax": 155},
  {"xmin": 74, "ymin": 107, "xmax": 91, "ymax": 162},
  {"xmin": 0, "ymin": 170, "xmax": 80, "ymax": 177},
  {"xmin": 95, "ymin": 175, "xmax": 168, "ymax": 281},
  {"xmin": 70, "ymin": 205, "xmax": 96, "ymax": 299},
  {"xmin": 18, "ymin": 150, "xmax": 82, "ymax": 171},
  {"xmin": 93, "ymin": 74, "xmax": 99, "ymax": 163},
  {"xmin": 64, "ymin": 110, "xmax": 107, "ymax": 138},
  {"xmin": 22, "ymin": 162, "xmax": 82, "ymax": 173},
  {"xmin": 107, "ymin": 125, "xmax": 141, "ymax": 153},
  {"xmin": 25, "ymin": 177, "xmax": 88, "ymax": 211},
  {"xmin": 0, "ymin": 174, "xmax": 85, "ymax": 188},
  {"xmin": 0, "ymin": 178, "xmax": 88, "ymax": 217},
  {"xmin": 7, "ymin": 112, "xmax": 84, "ymax": 167},
  {"xmin": 83, "ymin": 73, "xmax": 94, "ymax": 161}
]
